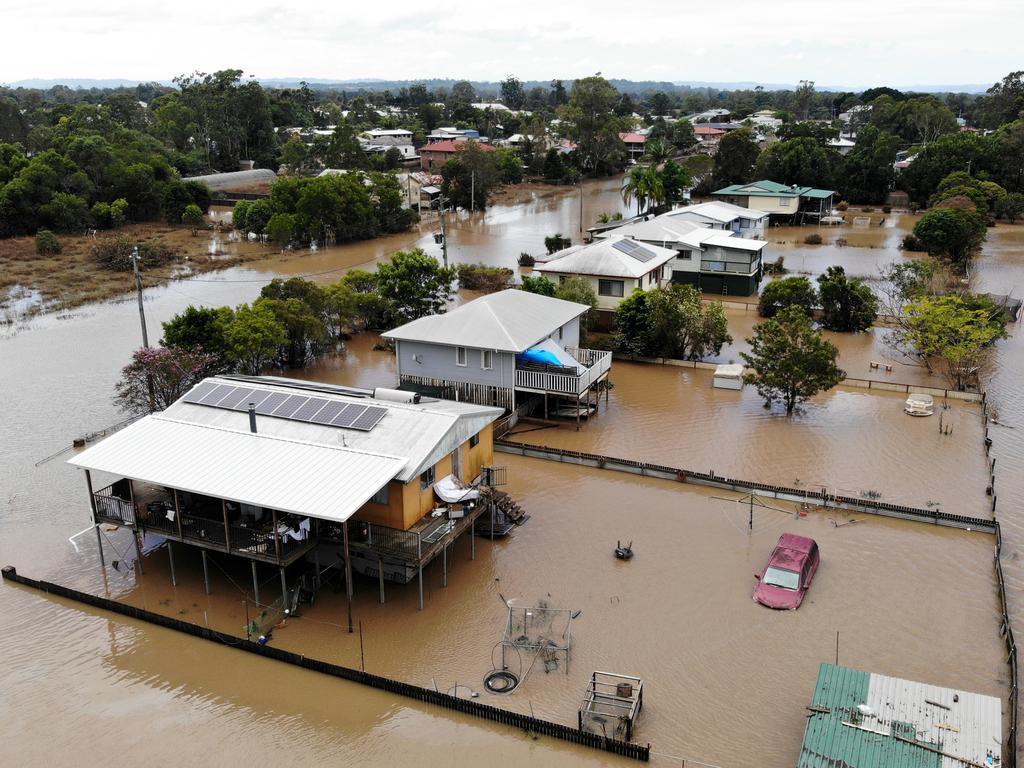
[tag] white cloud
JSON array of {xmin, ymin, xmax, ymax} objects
[{"xmin": 0, "ymin": 0, "xmax": 1019, "ymax": 87}]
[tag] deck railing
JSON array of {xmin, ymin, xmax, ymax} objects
[
  {"xmin": 364, "ymin": 523, "xmax": 421, "ymax": 559},
  {"xmin": 92, "ymin": 485, "xmax": 135, "ymax": 526},
  {"xmin": 515, "ymin": 347, "xmax": 611, "ymax": 395}
]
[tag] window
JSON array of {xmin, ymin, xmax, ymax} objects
[
  {"xmin": 370, "ymin": 485, "xmax": 390, "ymax": 505},
  {"xmin": 763, "ymin": 567, "xmax": 799, "ymax": 590},
  {"xmin": 702, "ymin": 261, "xmax": 725, "ymax": 272},
  {"xmin": 678, "ymin": 250, "xmax": 692, "ymax": 260},
  {"xmin": 420, "ymin": 466, "xmax": 436, "ymax": 490},
  {"xmin": 481, "ymin": 350, "xmax": 493, "ymax": 370},
  {"xmin": 779, "ymin": 197, "xmax": 791, "ymax": 208},
  {"xmin": 469, "ymin": 433, "xmax": 480, "ymax": 448},
  {"xmin": 456, "ymin": 346, "xmax": 467, "ymax": 367},
  {"xmin": 598, "ymin": 279, "xmax": 624, "ymax": 297},
  {"xmin": 558, "ymin": 326, "xmax": 563, "ymax": 340}
]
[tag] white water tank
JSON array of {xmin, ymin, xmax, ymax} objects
[{"xmin": 373, "ymin": 387, "xmax": 420, "ymax": 404}]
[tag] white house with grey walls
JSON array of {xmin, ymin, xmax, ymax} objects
[{"xmin": 382, "ymin": 289, "xmax": 612, "ymax": 414}]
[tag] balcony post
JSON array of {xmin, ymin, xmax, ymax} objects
[
  {"xmin": 272, "ymin": 509, "xmax": 282, "ymax": 563},
  {"xmin": 168, "ymin": 541, "xmax": 177, "ymax": 587},
  {"xmin": 343, "ymin": 519, "xmax": 354, "ymax": 633},
  {"xmin": 85, "ymin": 470, "xmax": 104, "ymax": 568},
  {"xmin": 172, "ymin": 489, "xmax": 183, "ymax": 540},
  {"xmin": 251, "ymin": 560, "xmax": 260, "ymax": 606},
  {"xmin": 222, "ymin": 500, "xmax": 231, "ymax": 552},
  {"xmin": 201, "ymin": 549, "xmax": 210, "ymax": 595},
  {"xmin": 417, "ymin": 534, "xmax": 424, "ymax": 610},
  {"xmin": 378, "ymin": 557, "xmax": 385, "ymax": 605}
]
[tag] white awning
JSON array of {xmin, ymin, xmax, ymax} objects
[{"xmin": 68, "ymin": 416, "xmax": 406, "ymax": 524}]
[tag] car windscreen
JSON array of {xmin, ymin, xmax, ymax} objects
[{"xmin": 763, "ymin": 566, "xmax": 799, "ymax": 590}]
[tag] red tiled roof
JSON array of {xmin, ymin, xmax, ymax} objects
[
  {"xmin": 419, "ymin": 140, "xmax": 496, "ymax": 154},
  {"xmin": 694, "ymin": 126, "xmax": 726, "ymax": 136},
  {"xmin": 618, "ymin": 132, "xmax": 647, "ymax": 144}
]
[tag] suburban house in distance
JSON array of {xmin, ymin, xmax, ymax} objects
[
  {"xmin": 361, "ymin": 128, "xmax": 417, "ymax": 160},
  {"xmin": 713, "ymin": 179, "xmax": 835, "ymax": 223},
  {"xmin": 591, "ymin": 212, "xmax": 768, "ymax": 296},
  {"xmin": 694, "ymin": 125, "xmax": 726, "ymax": 149},
  {"xmin": 619, "ymin": 132, "xmax": 647, "ymax": 162},
  {"xmin": 419, "ymin": 139, "xmax": 495, "ymax": 171},
  {"xmin": 69, "ymin": 376, "xmax": 516, "ymax": 611},
  {"xmin": 535, "ymin": 235, "xmax": 677, "ymax": 313},
  {"xmin": 383, "ymin": 289, "xmax": 612, "ymax": 420},
  {"xmin": 667, "ymin": 201, "xmax": 769, "ymax": 238}
]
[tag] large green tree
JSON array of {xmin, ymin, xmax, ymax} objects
[
  {"xmin": 742, "ymin": 306, "xmax": 845, "ymax": 414},
  {"xmin": 224, "ymin": 302, "xmax": 288, "ymax": 374},
  {"xmin": 712, "ymin": 129, "xmax": 760, "ymax": 188},
  {"xmin": 758, "ymin": 276, "xmax": 818, "ymax": 318},
  {"xmin": 376, "ymin": 248, "xmax": 456, "ymax": 322},
  {"xmin": 913, "ymin": 207, "xmax": 987, "ymax": 265},
  {"xmin": 614, "ymin": 284, "xmax": 731, "ymax": 360},
  {"xmin": 559, "ymin": 76, "xmax": 627, "ymax": 175},
  {"xmin": 816, "ymin": 266, "xmax": 878, "ymax": 332}
]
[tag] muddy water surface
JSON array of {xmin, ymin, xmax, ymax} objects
[{"xmin": 0, "ymin": 188, "xmax": 1017, "ymax": 767}]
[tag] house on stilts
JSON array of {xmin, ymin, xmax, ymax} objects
[{"xmin": 69, "ymin": 375, "xmax": 524, "ymax": 614}]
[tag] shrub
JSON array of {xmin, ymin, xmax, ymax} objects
[
  {"xmin": 91, "ymin": 235, "xmax": 179, "ymax": 271},
  {"xmin": 110, "ymin": 198, "xmax": 129, "ymax": 228},
  {"xmin": 457, "ymin": 263, "xmax": 514, "ymax": 293},
  {"xmin": 91, "ymin": 202, "xmax": 113, "ymax": 229},
  {"xmin": 804, "ymin": 233, "xmax": 823, "ymax": 245},
  {"xmin": 35, "ymin": 229, "xmax": 62, "ymax": 255},
  {"xmin": 520, "ymin": 274, "xmax": 556, "ymax": 296},
  {"xmin": 544, "ymin": 233, "xmax": 572, "ymax": 254},
  {"xmin": 764, "ymin": 255, "xmax": 786, "ymax": 275},
  {"xmin": 862, "ymin": 206, "xmax": 875, "ymax": 212},
  {"xmin": 835, "ymin": 237, "xmax": 848, "ymax": 247},
  {"xmin": 758, "ymin": 276, "xmax": 818, "ymax": 318},
  {"xmin": 882, "ymin": 205, "xmax": 892, "ymax": 214},
  {"xmin": 836, "ymin": 201, "xmax": 849, "ymax": 211},
  {"xmin": 901, "ymin": 234, "xmax": 925, "ymax": 251},
  {"xmin": 518, "ymin": 252, "xmax": 535, "ymax": 267}
]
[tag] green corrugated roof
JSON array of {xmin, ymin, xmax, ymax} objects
[
  {"xmin": 713, "ymin": 180, "xmax": 834, "ymax": 199},
  {"xmin": 798, "ymin": 664, "xmax": 942, "ymax": 768}
]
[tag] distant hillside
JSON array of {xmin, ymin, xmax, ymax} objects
[{"xmin": 3, "ymin": 76, "xmax": 994, "ymax": 95}]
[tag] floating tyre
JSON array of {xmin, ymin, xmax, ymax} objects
[{"xmin": 484, "ymin": 670, "xmax": 520, "ymax": 694}]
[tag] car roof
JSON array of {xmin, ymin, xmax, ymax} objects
[{"xmin": 769, "ymin": 534, "xmax": 816, "ymax": 570}]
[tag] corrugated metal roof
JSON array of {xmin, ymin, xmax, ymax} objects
[
  {"xmin": 535, "ymin": 235, "xmax": 677, "ymax": 279},
  {"xmin": 181, "ymin": 169, "xmax": 277, "ymax": 191},
  {"xmin": 667, "ymin": 201, "xmax": 769, "ymax": 224},
  {"xmin": 594, "ymin": 217, "xmax": 765, "ymax": 254},
  {"xmin": 382, "ymin": 290, "xmax": 589, "ymax": 353},
  {"xmin": 714, "ymin": 180, "xmax": 835, "ymax": 199},
  {"xmin": 799, "ymin": 663, "xmax": 1002, "ymax": 768},
  {"xmin": 68, "ymin": 416, "xmax": 406, "ymax": 523}
]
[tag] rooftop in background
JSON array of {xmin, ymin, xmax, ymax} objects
[
  {"xmin": 181, "ymin": 169, "xmax": 278, "ymax": 192},
  {"xmin": 418, "ymin": 139, "xmax": 496, "ymax": 154},
  {"xmin": 618, "ymin": 132, "xmax": 647, "ymax": 143},
  {"xmin": 714, "ymin": 179, "xmax": 835, "ymax": 199},
  {"xmin": 592, "ymin": 213, "xmax": 767, "ymax": 253},
  {"xmin": 798, "ymin": 662, "xmax": 1002, "ymax": 768},
  {"xmin": 670, "ymin": 201, "xmax": 770, "ymax": 224},
  {"xmin": 536, "ymin": 235, "xmax": 678, "ymax": 279},
  {"xmin": 383, "ymin": 289, "xmax": 590, "ymax": 353}
]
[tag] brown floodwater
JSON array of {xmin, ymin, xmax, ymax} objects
[{"xmin": 0, "ymin": 185, "xmax": 1018, "ymax": 766}]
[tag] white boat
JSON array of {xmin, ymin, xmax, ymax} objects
[{"xmin": 904, "ymin": 393, "xmax": 934, "ymax": 416}]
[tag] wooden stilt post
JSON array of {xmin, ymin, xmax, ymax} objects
[
  {"xmin": 201, "ymin": 549, "xmax": 211, "ymax": 594},
  {"xmin": 378, "ymin": 557, "xmax": 385, "ymax": 605},
  {"xmin": 443, "ymin": 543, "xmax": 448, "ymax": 587},
  {"xmin": 418, "ymin": 564, "xmax": 424, "ymax": 610},
  {"xmin": 272, "ymin": 509, "xmax": 281, "ymax": 563},
  {"xmin": 167, "ymin": 541, "xmax": 177, "ymax": 586},
  {"xmin": 251, "ymin": 560, "xmax": 260, "ymax": 606},
  {"xmin": 172, "ymin": 489, "xmax": 183, "ymax": 540},
  {"xmin": 85, "ymin": 470, "xmax": 105, "ymax": 567},
  {"xmin": 471, "ymin": 518, "xmax": 476, "ymax": 560},
  {"xmin": 95, "ymin": 525, "xmax": 105, "ymax": 567},
  {"xmin": 576, "ymin": 394, "xmax": 581, "ymax": 430},
  {"xmin": 342, "ymin": 520, "xmax": 354, "ymax": 633},
  {"xmin": 132, "ymin": 530, "xmax": 144, "ymax": 576},
  {"xmin": 279, "ymin": 566, "xmax": 287, "ymax": 605},
  {"xmin": 544, "ymin": 392, "xmax": 548, "ymax": 420}
]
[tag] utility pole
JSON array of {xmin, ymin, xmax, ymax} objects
[
  {"xmin": 129, "ymin": 247, "xmax": 149, "ymax": 348},
  {"xmin": 470, "ymin": 171, "xmax": 475, "ymax": 213},
  {"xmin": 129, "ymin": 246, "xmax": 155, "ymax": 412},
  {"xmin": 439, "ymin": 197, "xmax": 449, "ymax": 268}
]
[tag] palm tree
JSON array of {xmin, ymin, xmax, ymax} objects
[
  {"xmin": 621, "ymin": 166, "xmax": 665, "ymax": 215},
  {"xmin": 643, "ymin": 138, "xmax": 672, "ymax": 166}
]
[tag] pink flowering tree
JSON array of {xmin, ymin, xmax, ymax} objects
[{"xmin": 114, "ymin": 346, "xmax": 216, "ymax": 414}]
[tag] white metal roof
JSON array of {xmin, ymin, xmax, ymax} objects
[
  {"xmin": 535, "ymin": 235, "xmax": 677, "ymax": 279},
  {"xmin": 703, "ymin": 233, "xmax": 766, "ymax": 252},
  {"xmin": 383, "ymin": 289, "xmax": 589, "ymax": 353},
  {"xmin": 595, "ymin": 216, "xmax": 766, "ymax": 253},
  {"xmin": 68, "ymin": 416, "xmax": 406, "ymax": 523},
  {"xmin": 667, "ymin": 201, "xmax": 769, "ymax": 224}
]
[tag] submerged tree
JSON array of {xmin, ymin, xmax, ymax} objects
[
  {"xmin": 742, "ymin": 306, "xmax": 844, "ymax": 414},
  {"xmin": 816, "ymin": 266, "xmax": 878, "ymax": 332},
  {"xmin": 376, "ymin": 248, "xmax": 457, "ymax": 322},
  {"xmin": 614, "ymin": 285, "xmax": 731, "ymax": 360}
]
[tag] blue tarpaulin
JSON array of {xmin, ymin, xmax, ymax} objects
[{"xmin": 517, "ymin": 348, "xmax": 563, "ymax": 366}]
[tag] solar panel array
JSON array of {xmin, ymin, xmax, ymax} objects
[
  {"xmin": 182, "ymin": 382, "xmax": 388, "ymax": 432},
  {"xmin": 612, "ymin": 238, "xmax": 658, "ymax": 263}
]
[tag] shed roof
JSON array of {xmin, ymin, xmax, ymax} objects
[
  {"xmin": 535, "ymin": 235, "xmax": 677, "ymax": 279},
  {"xmin": 594, "ymin": 215, "xmax": 766, "ymax": 254},
  {"xmin": 68, "ymin": 415, "xmax": 406, "ymax": 523},
  {"xmin": 181, "ymin": 169, "xmax": 277, "ymax": 192},
  {"xmin": 383, "ymin": 289, "xmax": 589, "ymax": 353},
  {"xmin": 70, "ymin": 377, "xmax": 502, "ymax": 495},
  {"xmin": 799, "ymin": 663, "xmax": 1002, "ymax": 768},
  {"xmin": 713, "ymin": 180, "xmax": 835, "ymax": 199}
]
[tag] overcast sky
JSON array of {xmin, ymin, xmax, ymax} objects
[{"xmin": 1, "ymin": 0, "xmax": 1019, "ymax": 89}]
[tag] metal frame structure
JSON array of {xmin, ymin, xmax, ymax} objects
[
  {"xmin": 578, "ymin": 671, "xmax": 644, "ymax": 742},
  {"xmin": 500, "ymin": 604, "xmax": 574, "ymax": 675}
]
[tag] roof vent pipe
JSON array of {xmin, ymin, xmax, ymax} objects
[{"xmin": 248, "ymin": 403, "xmax": 257, "ymax": 433}]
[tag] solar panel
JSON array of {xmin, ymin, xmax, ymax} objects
[
  {"xmin": 350, "ymin": 406, "xmax": 387, "ymax": 432},
  {"xmin": 272, "ymin": 395, "xmax": 309, "ymax": 418},
  {"xmin": 199, "ymin": 384, "xmax": 236, "ymax": 405},
  {"xmin": 254, "ymin": 391, "xmax": 290, "ymax": 415},
  {"xmin": 292, "ymin": 397, "xmax": 330, "ymax": 422},
  {"xmin": 181, "ymin": 383, "xmax": 388, "ymax": 432},
  {"xmin": 612, "ymin": 238, "xmax": 657, "ymax": 263},
  {"xmin": 310, "ymin": 400, "xmax": 346, "ymax": 425},
  {"xmin": 218, "ymin": 387, "xmax": 255, "ymax": 410},
  {"xmin": 184, "ymin": 381, "xmax": 218, "ymax": 403},
  {"xmin": 331, "ymin": 404, "xmax": 366, "ymax": 428}
]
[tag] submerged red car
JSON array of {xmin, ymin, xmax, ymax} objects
[{"xmin": 753, "ymin": 533, "xmax": 820, "ymax": 610}]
